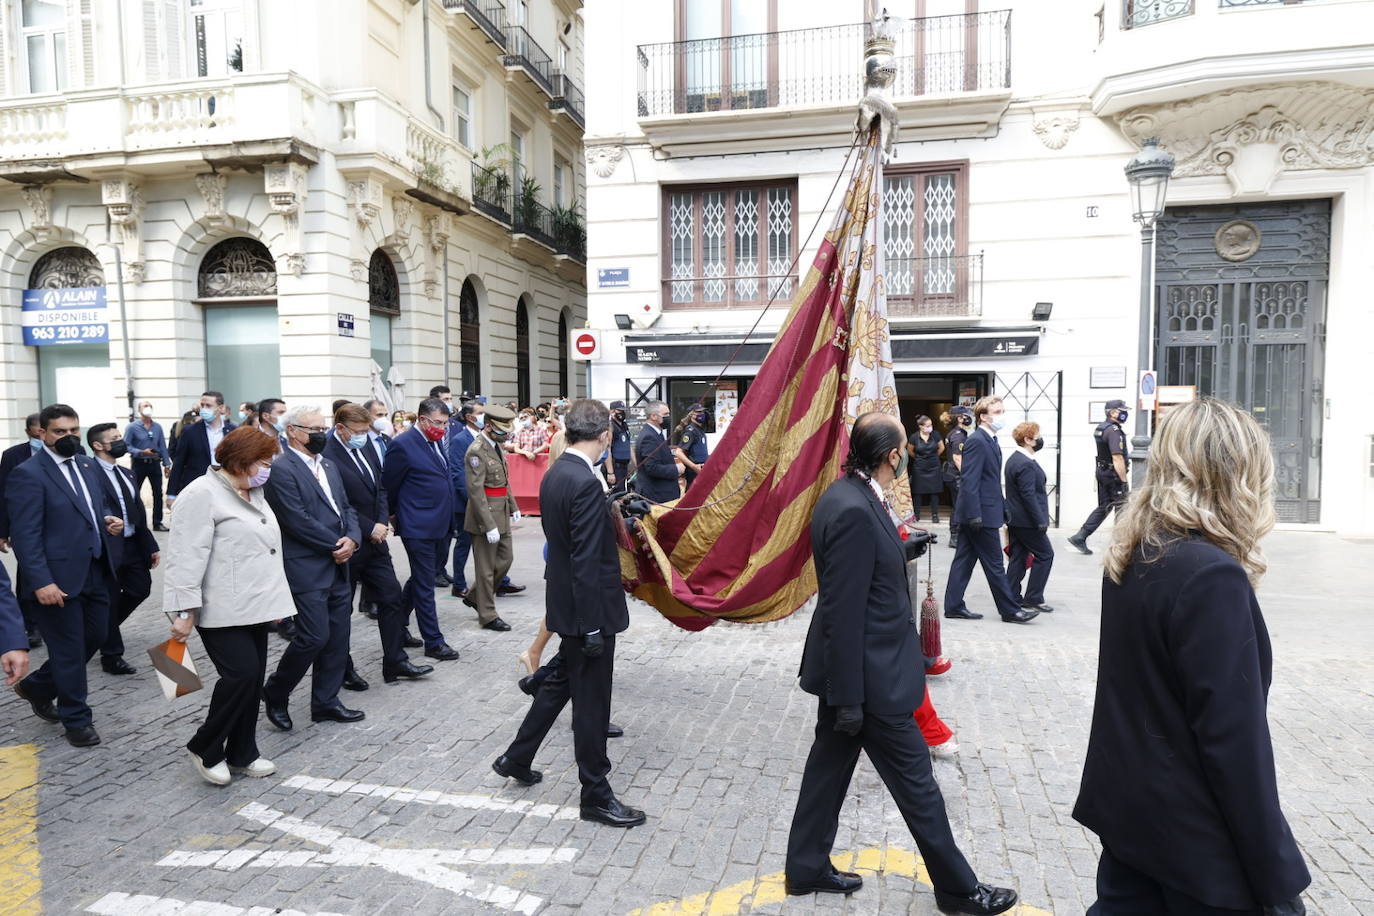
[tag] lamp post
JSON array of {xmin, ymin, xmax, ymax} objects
[{"xmin": 1124, "ymin": 136, "xmax": 1175, "ymax": 486}]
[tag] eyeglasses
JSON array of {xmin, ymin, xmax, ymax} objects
[{"xmin": 291, "ymin": 423, "xmax": 328, "ymax": 434}]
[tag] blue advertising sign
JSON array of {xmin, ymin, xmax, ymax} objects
[
  {"xmin": 597, "ymin": 267, "xmax": 629, "ymax": 288},
  {"xmin": 22, "ymin": 287, "xmax": 108, "ymax": 346}
]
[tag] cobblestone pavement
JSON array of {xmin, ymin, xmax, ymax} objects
[{"xmin": 2, "ymin": 519, "xmax": 1371, "ymax": 916}]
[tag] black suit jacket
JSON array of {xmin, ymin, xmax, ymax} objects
[
  {"xmin": 323, "ymin": 434, "xmax": 389, "ymax": 561},
  {"xmin": 952, "ymin": 426, "xmax": 1006, "ymax": 526},
  {"xmin": 5, "ymin": 451, "xmax": 119, "ymax": 597},
  {"xmin": 0, "ymin": 563, "xmax": 25, "ymax": 653},
  {"xmin": 1073, "ymin": 538, "xmax": 1310, "ymax": 910},
  {"xmin": 166, "ymin": 420, "xmax": 236, "ymax": 498},
  {"xmin": 264, "ymin": 449, "xmax": 361, "ymax": 594},
  {"xmin": 0, "ymin": 441, "xmax": 36, "ymax": 539},
  {"xmin": 799, "ymin": 475, "xmax": 924, "ymax": 714},
  {"xmin": 633, "ymin": 424, "xmax": 679, "ymax": 503},
  {"xmin": 97, "ymin": 461, "xmax": 159, "ymax": 565},
  {"xmin": 1003, "ymin": 451, "xmax": 1049, "ymax": 529},
  {"xmin": 539, "ymin": 452, "xmax": 628, "ymax": 637}
]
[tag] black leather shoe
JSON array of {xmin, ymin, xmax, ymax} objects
[
  {"xmin": 434, "ymin": 572, "xmax": 453, "ymax": 588},
  {"xmin": 383, "ymin": 661, "xmax": 434, "ymax": 683},
  {"xmin": 496, "ymin": 583, "xmax": 526, "ymax": 596},
  {"xmin": 342, "ymin": 670, "xmax": 369, "ymax": 691},
  {"xmin": 65, "ymin": 725, "xmax": 101, "ymax": 748},
  {"xmin": 26, "ymin": 628, "xmax": 42, "ymax": 649},
  {"xmin": 492, "ymin": 755, "xmax": 543, "ymax": 786},
  {"xmin": 785, "ymin": 868, "xmax": 863, "ymax": 896},
  {"xmin": 311, "ymin": 705, "xmax": 365, "ymax": 723},
  {"xmin": 482, "ymin": 617, "xmax": 512, "ymax": 632},
  {"xmin": 1001, "ymin": 608, "xmax": 1040, "ymax": 624},
  {"xmin": 403, "ymin": 629, "xmax": 424, "ymax": 648},
  {"xmin": 450, "ymin": 586, "xmax": 468, "ymax": 599},
  {"xmin": 606, "ymin": 722, "xmax": 624, "ymax": 739},
  {"xmin": 518, "ymin": 675, "xmax": 537, "ymax": 696},
  {"xmin": 425, "ymin": 643, "xmax": 461, "ymax": 661},
  {"xmin": 1021, "ymin": 603, "xmax": 1054, "ymax": 613},
  {"xmin": 14, "ymin": 683, "xmax": 59, "ymax": 723},
  {"xmin": 278, "ymin": 619, "xmax": 297, "ymax": 641},
  {"xmin": 1067, "ymin": 534, "xmax": 1092, "ymax": 555},
  {"xmin": 153, "ymin": 523, "xmax": 169, "ymax": 532},
  {"xmin": 101, "ymin": 656, "xmax": 137, "ymax": 676},
  {"xmin": 264, "ymin": 700, "xmax": 293, "ymax": 731},
  {"xmin": 580, "ymin": 798, "xmax": 646, "ymax": 828},
  {"xmin": 358, "ymin": 602, "xmax": 378, "ymax": 620},
  {"xmin": 934, "ymin": 883, "xmax": 1018, "ymax": 915},
  {"xmin": 461, "ymin": 594, "xmax": 478, "ymax": 610},
  {"xmin": 944, "ymin": 607, "xmax": 983, "ymax": 620}
]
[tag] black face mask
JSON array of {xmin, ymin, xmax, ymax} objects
[
  {"xmin": 1032, "ymin": 437, "xmax": 1044, "ymax": 452},
  {"xmin": 613, "ymin": 411, "xmax": 625, "ymax": 422},
  {"xmin": 107, "ymin": 440, "xmax": 129, "ymax": 459},
  {"xmin": 52, "ymin": 434, "xmax": 80, "ymax": 458},
  {"xmin": 304, "ymin": 431, "xmax": 327, "ymax": 455}
]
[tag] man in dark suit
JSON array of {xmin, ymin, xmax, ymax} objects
[
  {"xmin": 1, "ymin": 563, "xmax": 30, "ymax": 688},
  {"xmin": 631, "ymin": 401, "xmax": 681, "ymax": 504},
  {"xmin": 87, "ymin": 423, "xmax": 161, "ymax": 676},
  {"xmin": 262, "ymin": 406, "xmax": 365, "ymax": 729},
  {"xmin": 493, "ymin": 398, "xmax": 644, "ymax": 828},
  {"xmin": 380, "ymin": 398, "xmax": 460, "ymax": 661},
  {"xmin": 7, "ymin": 403, "xmax": 124, "ymax": 747},
  {"xmin": 785, "ymin": 412, "xmax": 1016, "ymax": 914},
  {"xmin": 444, "ymin": 400, "xmax": 479, "ymax": 598},
  {"xmin": 0, "ymin": 413, "xmax": 46, "ymax": 647},
  {"xmin": 943, "ymin": 396, "xmax": 1038, "ymax": 624},
  {"xmin": 1003, "ymin": 422, "xmax": 1054, "ymax": 615},
  {"xmin": 166, "ymin": 390, "xmax": 236, "ymax": 510},
  {"xmin": 324, "ymin": 404, "xmax": 431, "ymax": 685}
]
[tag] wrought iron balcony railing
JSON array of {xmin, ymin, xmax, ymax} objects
[
  {"xmin": 503, "ymin": 25, "xmax": 556, "ymax": 98},
  {"xmin": 553, "ymin": 208, "xmax": 586, "ymax": 262},
  {"xmin": 886, "ymin": 253, "xmax": 983, "ymax": 319},
  {"xmin": 1122, "ymin": 0, "xmax": 1194, "ymax": 29},
  {"xmin": 636, "ymin": 10, "xmax": 1011, "ymax": 118},
  {"xmin": 442, "ymin": 0, "xmax": 508, "ymax": 48},
  {"xmin": 549, "ymin": 72, "xmax": 586, "ymax": 129},
  {"xmin": 1218, "ymin": 0, "xmax": 1320, "ymax": 5},
  {"xmin": 471, "ymin": 160, "xmax": 512, "ymax": 224},
  {"xmin": 513, "ymin": 194, "xmax": 558, "ymax": 250}
]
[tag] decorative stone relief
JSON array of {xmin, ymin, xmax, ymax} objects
[
  {"xmin": 346, "ymin": 178, "xmax": 384, "ymax": 281},
  {"xmin": 424, "ymin": 213, "xmax": 450, "ymax": 299},
  {"xmin": 1214, "ymin": 220, "xmax": 1262, "ymax": 262},
  {"xmin": 195, "ymin": 173, "xmax": 228, "ymax": 226},
  {"xmin": 264, "ymin": 161, "xmax": 309, "ymax": 276},
  {"xmin": 1032, "ymin": 112, "xmax": 1080, "ymax": 150},
  {"xmin": 1117, "ymin": 82, "xmax": 1374, "ymax": 195},
  {"xmin": 21, "ymin": 186, "xmax": 53, "ymax": 241},
  {"xmin": 101, "ymin": 178, "xmax": 145, "ymax": 283},
  {"xmin": 586, "ymin": 144, "xmax": 625, "ymax": 179},
  {"xmin": 392, "ymin": 196, "xmax": 414, "ymax": 242}
]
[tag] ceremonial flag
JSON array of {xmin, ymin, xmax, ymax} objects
[{"xmin": 621, "ymin": 130, "xmax": 907, "ymax": 630}]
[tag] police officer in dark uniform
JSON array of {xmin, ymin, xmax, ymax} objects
[
  {"xmin": 673, "ymin": 403, "xmax": 709, "ymax": 490},
  {"xmin": 942, "ymin": 406, "xmax": 973, "ymax": 550},
  {"xmin": 608, "ymin": 401, "xmax": 632, "ymax": 491},
  {"xmin": 1067, "ymin": 399, "xmax": 1130, "ymax": 555}
]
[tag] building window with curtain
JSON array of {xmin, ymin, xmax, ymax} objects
[
  {"xmin": 662, "ymin": 180, "xmax": 796, "ymax": 309},
  {"xmin": 368, "ymin": 249, "xmax": 400, "ymax": 379},
  {"xmin": 676, "ymin": 0, "xmax": 777, "ymax": 113},
  {"xmin": 882, "ymin": 161, "xmax": 972, "ymax": 317},
  {"xmin": 196, "ymin": 237, "xmax": 280, "ymax": 409},
  {"xmin": 187, "ymin": 0, "xmax": 244, "ymax": 77},
  {"xmin": 460, "ymin": 279, "xmax": 482, "ymax": 395},
  {"xmin": 557, "ymin": 311, "xmax": 570, "ymax": 397},
  {"xmin": 452, "ymin": 80, "xmax": 473, "ymax": 148},
  {"xmin": 515, "ymin": 298, "xmax": 531, "ymax": 408},
  {"xmin": 20, "ymin": 0, "xmax": 68, "ymax": 93}
]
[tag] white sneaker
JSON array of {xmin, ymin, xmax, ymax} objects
[
  {"xmin": 229, "ymin": 757, "xmax": 277, "ymax": 778},
  {"xmin": 189, "ymin": 751, "xmax": 232, "ymax": 786},
  {"xmin": 929, "ymin": 740, "xmax": 960, "ymax": 759}
]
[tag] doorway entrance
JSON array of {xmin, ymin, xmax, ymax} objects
[{"xmin": 896, "ymin": 373, "xmax": 989, "ymax": 515}]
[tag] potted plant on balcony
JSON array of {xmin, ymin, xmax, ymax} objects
[
  {"xmin": 474, "ymin": 143, "xmax": 515, "ymax": 210},
  {"xmin": 551, "ymin": 202, "xmax": 585, "ymax": 257},
  {"xmin": 515, "ymin": 176, "xmax": 543, "ymax": 233}
]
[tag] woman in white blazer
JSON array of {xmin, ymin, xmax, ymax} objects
[{"xmin": 164, "ymin": 427, "xmax": 294, "ymax": 786}]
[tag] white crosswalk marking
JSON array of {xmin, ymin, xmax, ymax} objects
[
  {"xmin": 86, "ymin": 892, "xmax": 349, "ymax": 916},
  {"xmin": 281, "ymin": 774, "xmax": 580, "ymax": 819}
]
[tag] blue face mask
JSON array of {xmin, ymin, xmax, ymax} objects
[
  {"xmin": 236, "ymin": 411, "xmax": 247, "ymax": 422},
  {"xmin": 29, "ymin": 437, "xmax": 43, "ymax": 450},
  {"xmin": 473, "ymin": 414, "xmax": 485, "ymax": 429},
  {"xmin": 273, "ymin": 419, "xmax": 287, "ymax": 433},
  {"xmin": 199, "ymin": 407, "xmax": 217, "ymax": 423},
  {"xmin": 346, "ymin": 432, "xmax": 369, "ymax": 450}
]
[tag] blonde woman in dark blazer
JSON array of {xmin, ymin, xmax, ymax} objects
[{"xmin": 164, "ymin": 427, "xmax": 294, "ymax": 786}]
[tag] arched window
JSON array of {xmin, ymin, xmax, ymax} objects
[
  {"xmin": 368, "ymin": 249, "xmax": 400, "ymax": 377},
  {"xmin": 197, "ymin": 237, "xmax": 279, "ymax": 411},
  {"xmin": 557, "ymin": 311, "xmax": 570, "ymax": 397},
  {"xmin": 30, "ymin": 247, "xmax": 108, "ymax": 429},
  {"xmin": 29, "ymin": 246, "xmax": 103, "ymax": 289},
  {"xmin": 515, "ymin": 297, "xmax": 531, "ymax": 409},
  {"xmin": 460, "ymin": 279, "xmax": 481, "ymax": 394}
]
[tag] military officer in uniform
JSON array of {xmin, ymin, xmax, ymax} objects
[
  {"xmin": 1067, "ymin": 399, "xmax": 1130, "ymax": 555},
  {"xmin": 672, "ymin": 403, "xmax": 709, "ymax": 490},
  {"xmin": 942, "ymin": 406, "xmax": 973, "ymax": 550},
  {"xmin": 463, "ymin": 405, "xmax": 517, "ymax": 632}
]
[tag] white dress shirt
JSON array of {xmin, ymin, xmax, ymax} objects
[
  {"xmin": 287, "ymin": 446, "xmax": 341, "ymax": 516},
  {"xmin": 206, "ymin": 419, "xmax": 226, "ymax": 466},
  {"xmin": 568, "ymin": 445, "xmax": 609, "ymax": 493},
  {"xmin": 43, "ymin": 446, "xmax": 100, "ymax": 529},
  {"xmin": 98, "ymin": 459, "xmax": 135, "ymax": 537}
]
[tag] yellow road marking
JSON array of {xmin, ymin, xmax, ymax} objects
[
  {"xmin": 628, "ymin": 846, "xmax": 1055, "ymax": 916},
  {"xmin": 0, "ymin": 744, "xmax": 42, "ymax": 916}
]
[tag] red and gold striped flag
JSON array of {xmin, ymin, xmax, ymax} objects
[{"xmin": 621, "ymin": 132, "xmax": 905, "ymax": 630}]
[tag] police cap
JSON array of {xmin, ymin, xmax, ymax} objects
[
  {"xmin": 1105, "ymin": 399, "xmax": 1127, "ymax": 410},
  {"xmin": 949, "ymin": 405, "xmax": 973, "ymax": 418},
  {"xmin": 609, "ymin": 400, "xmax": 626, "ymax": 410}
]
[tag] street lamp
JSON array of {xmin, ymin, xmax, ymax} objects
[{"xmin": 1124, "ymin": 136, "xmax": 1175, "ymax": 485}]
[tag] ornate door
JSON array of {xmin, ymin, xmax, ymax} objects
[{"xmin": 1155, "ymin": 200, "xmax": 1330, "ymax": 523}]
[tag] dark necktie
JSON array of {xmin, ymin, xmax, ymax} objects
[
  {"xmin": 352, "ymin": 448, "xmax": 374, "ymax": 484},
  {"xmin": 63, "ymin": 461, "xmax": 102, "ymax": 555},
  {"xmin": 110, "ymin": 466, "xmax": 134, "ymax": 536}
]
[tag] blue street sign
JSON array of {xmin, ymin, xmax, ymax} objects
[
  {"xmin": 597, "ymin": 267, "xmax": 629, "ymax": 288},
  {"xmin": 21, "ymin": 287, "xmax": 108, "ymax": 346}
]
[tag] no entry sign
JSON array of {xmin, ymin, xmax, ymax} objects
[{"xmin": 572, "ymin": 329, "xmax": 601, "ymax": 360}]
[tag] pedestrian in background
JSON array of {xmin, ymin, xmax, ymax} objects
[
  {"xmin": 941, "ymin": 406, "xmax": 973, "ymax": 549},
  {"xmin": 672, "ymin": 403, "xmax": 709, "ymax": 489},
  {"xmin": 166, "ymin": 391, "xmax": 236, "ymax": 511},
  {"xmin": 1003, "ymin": 422, "xmax": 1054, "ymax": 614},
  {"xmin": 123, "ymin": 400, "xmax": 171, "ymax": 531},
  {"xmin": 0, "ymin": 412, "xmax": 46, "ymax": 647},
  {"xmin": 608, "ymin": 401, "xmax": 632, "ymax": 490},
  {"xmin": 462, "ymin": 404, "xmax": 518, "ymax": 633},
  {"xmin": 1074, "ymin": 398, "xmax": 1309, "ymax": 916},
  {"xmin": 165, "ymin": 427, "xmax": 291, "ymax": 785},
  {"xmin": 632, "ymin": 401, "xmax": 681, "ymax": 504},
  {"xmin": 907, "ymin": 414, "xmax": 944, "ymax": 523},
  {"xmin": 1068, "ymin": 399, "xmax": 1130, "ymax": 555}
]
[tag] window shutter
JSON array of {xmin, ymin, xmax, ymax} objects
[
  {"xmin": 0, "ymin": 3, "xmax": 9, "ymax": 97},
  {"xmin": 142, "ymin": 0, "xmax": 161, "ymax": 80},
  {"xmin": 64, "ymin": 0, "xmax": 95, "ymax": 88},
  {"xmin": 80, "ymin": 0, "xmax": 95, "ymax": 86},
  {"xmin": 142, "ymin": 0, "xmax": 184, "ymax": 81},
  {"xmin": 161, "ymin": 0, "xmax": 183, "ymax": 79}
]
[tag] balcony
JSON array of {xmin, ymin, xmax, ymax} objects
[
  {"xmin": 1121, "ymin": 0, "xmax": 1195, "ymax": 29},
  {"xmin": 887, "ymin": 254, "xmax": 983, "ymax": 320},
  {"xmin": 635, "ymin": 12, "xmax": 1012, "ymax": 156},
  {"xmin": 335, "ymin": 90, "xmax": 472, "ymax": 212},
  {"xmin": 471, "ymin": 160, "xmax": 512, "ymax": 225},
  {"xmin": 443, "ymin": 0, "xmax": 508, "ymax": 48},
  {"xmin": 549, "ymin": 72, "xmax": 586, "ymax": 130},
  {"xmin": 504, "ymin": 25, "xmax": 556, "ymax": 98}
]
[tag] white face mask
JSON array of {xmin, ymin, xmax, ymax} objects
[
  {"xmin": 140, "ymin": 406, "xmax": 153, "ymax": 418},
  {"xmin": 371, "ymin": 417, "xmax": 389, "ymax": 435}
]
